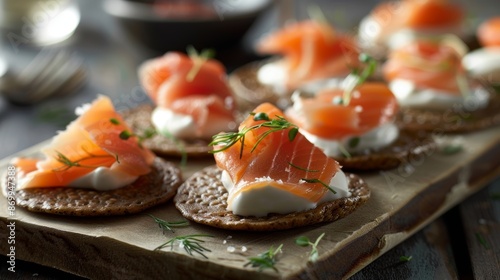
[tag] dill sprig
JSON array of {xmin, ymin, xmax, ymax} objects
[
  {"xmin": 301, "ymin": 178, "xmax": 337, "ymax": 194},
  {"xmin": 52, "ymin": 148, "xmax": 117, "ymax": 172},
  {"xmin": 295, "ymin": 233, "xmax": 325, "ymax": 262},
  {"xmin": 186, "ymin": 46, "xmax": 215, "ymax": 82},
  {"xmin": 210, "ymin": 112, "xmax": 299, "ymax": 158},
  {"xmin": 155, "ymin": 234, "xmax": 213, "ymax": 259},
  {"xmin": 244, "ymin": 244, "xmax": 283, "ymax": 272},
  {"xmin": 148, "ymin": 214, "xmax": 189, "ymax": 233},
  {"xmin": 342, "ymin": 53, "xmax": 377, "ymax": 106},
  {"xmin": 288, "ymin": 162, "xmax": 320, "ymax": 172}
]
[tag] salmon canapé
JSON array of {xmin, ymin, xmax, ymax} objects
[
  {"xmin": 138, "ymin": 51, "xmax": 237, "ymax": 137},
  {"xmin": 14, "ymin": 96, "xmax": 155, "ymax": 189},
  {"xmin": 383, "ymin": 39, "xmax": 466, "ymax": 93},
  {"xmin": 286, "ymin": 83, "xmax": 399, "ymax": 139},
  {"xmin": 256, "ymin": 20, "xmax": 359, "ymax": 90},
  {"xmin": 213, "ymin": 103, "xmax": 340, "ymax": 206}
]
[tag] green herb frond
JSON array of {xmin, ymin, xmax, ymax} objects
[{"xmin": 244, "ymin": 244, "xmax": 283, "ymax": 272}]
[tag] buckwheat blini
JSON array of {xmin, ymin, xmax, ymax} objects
[
  {"xmin": 4, "ymin": 96, "xmax": 182, "ymax": 216},
  {"xmin": 174, "ymin": 103, "xmax": 370, "ymax": 231}
]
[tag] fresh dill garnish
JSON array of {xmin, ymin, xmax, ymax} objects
[
  {"xmin": 348, "ymin": 137, "xmax": 360, "ymax": 149},
  {"xmin": 342, "ymin": 53, "xmax": 377, "ymax": 106},
  {"xmin": 399, "ymin": 255, "xmax": 413, "ymax": 262},
  {"xmin": 244, "ymin": 244, "xmax": 283, "ymax": 272},
  {"xmin": 441, "ymin": 144, "xmax": 463, "ymax": 155},
  {"xmin": 300, "ymin": 178, "xmax": 336, "ymax": 194},
  {"xmin": 155, "ymin": 234, "xmax": 213, "ymax": 259},
  {"xmin": 288, "ymin": 162, "xmax": 320, "ymax": 172},
  {"xmin": 210, "ymin": 112, "xmax": 299, "ymax": 158},
  {"xmin": 109, "ymin": 118, "xmax": 121, "ymax": 125},
  {"xmin": 295, "ymin": 233, "xmax": 325, "ymax": 262},
  {"xmin": 119, "ymin": 130, "xmax": 132, "ymax": 140},
  {"xmin": 475, "ymin": 233, "xmax": 490, "ymax": 249},
  {"xmin": 337, "ymin": 143, "xmax": 352, "ymax": 159},
  {"xmin": 186, "ymin": 46, "xmax": 215, "ymax": 82},
  {"xmin": 52, "ymin": 148, "xmax": 117, "ymax": 172},
  {"xmin": 148, "ymin": 214, "xmax": 189, "ymax": 233}
]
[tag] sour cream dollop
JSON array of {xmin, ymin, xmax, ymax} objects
[
  {"xmin": 151, "ymin": 107, "xmax": 233, "ymax": 139},
  {"xmin": 221, "ymin": 170, "xmax": 351, "ymax": 217},
  {"xmin": 68, "ymin": 162, "xmax": 138, "ymax": 191},
  {"xmin": 388, "ymin": 79, "xmax": 490, "ymax": 110}
]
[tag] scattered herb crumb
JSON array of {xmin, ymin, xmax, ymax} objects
[
  {"xmin": 441, "ymin": 144, "xmax": 463, "ymax": 155},
  {"xmin": 155, "ymin": 234, "xmax": 213, "ymax": 259},
  {"xmin": 148, "ymin": 214, "xmax": 189, "ymax": 233},
  {"xmin": 244, "ymin": 244, "xmax": 283, "ymax": 272},
  {"xmin": 295, "ymin": 233, "xmax": 325, "ymax": 262},
  {"xmin": 399, "ymin": 255, "xmax": 413, "ymax": 262},
  {"xmin": 475, "ymin": 233, "xmax": 490, "ymax": 249}
]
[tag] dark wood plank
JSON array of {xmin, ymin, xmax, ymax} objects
[
  {"xmin": 459, "ymin": 178, "xmax": 500, "ymax": 280},
  {"xmin": 349, "ymin": 217, "xmax": 459, "ymax": 280}
]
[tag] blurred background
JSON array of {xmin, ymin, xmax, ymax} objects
[{"xmin": 0, "ymin": 0, "xmax": 498, "ymax": 158}]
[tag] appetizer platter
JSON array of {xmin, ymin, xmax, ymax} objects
[{"xmin": 1, "ymin": 1, "xmax": 500, "ymax": 279}]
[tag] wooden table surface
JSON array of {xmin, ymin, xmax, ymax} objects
[{"xmin": 0, "ymin": 1, "xmax": 499, "ymax": 279}]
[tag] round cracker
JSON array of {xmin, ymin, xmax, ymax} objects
[
  {"xmin": 397, "ymin": 87, "xmax": 500, "ymax": 133},
  {"xmin": 336, "ymin": 130, "xmax": 437, "ymax": 171},
  {"xmin": 10, "ymin": 158, "xmax": 182, "ymax": 216},
  {"xmin": 174, "ymin": 165, "xmax": 370, "ymax": 231},
  {"xmin": 122, "ymin": 104, "xmax": 213, "ymax": 157}
]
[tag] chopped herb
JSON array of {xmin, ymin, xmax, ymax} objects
[
  {"xmin": 399, "ymin": 255, "xmax": 413, "ymax": 262},
  {"xmin": 186, "ymin": 46, "xmax": 215, "ymax": 82},
  {"xmin": 332, "ymin": 96, "xmax": 344, "ymax": 105},
  {"xmin": 110, "ymin": 118, "xmax": 121, "ymax": 125},
  {"xmin": 119, "ymin": 130, "xmax": 132, "ymax": 140},
  {"xmin": 348, "ymin": 137, "xmax": 360, "ymax": 149},
  {"xmin": 337, "ymin": 143, "xmax": 352, "ymax": 158},
  {"xmin": 295, "ymin": 233, "xmax": 325, "ymax": 262},
  {"xmin": 155, "ymin": 234, "xmax": 213, "ymax": 259},
  {"xmin": 441, "ymin": 144, "xmax": 462, "ymax": 155},
  {"xmin": 244, "ymin": 244, "xmax": 283, "ymax": 272},
  {"xmin": 301, "ymin": 178, "xmax": 336, "ymax": 194},
  {"xmin": 210, "ymin": 112, "xmax": 298, "ymax": 158},
  {"xmin": 475, "ymin": 233, "xmax": 490, "ymax": 249},
  {"xmin": 148, "ymin": 214, "xmax": 189, "ymax": 233},
  {"xmin": 342, "ymin": 53, "xmax": 377, "ymax": 106}
]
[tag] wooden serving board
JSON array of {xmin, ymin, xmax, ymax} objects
[{"xmin": 1, "ymin": 126, "xmax": 499, "ymax": 280}]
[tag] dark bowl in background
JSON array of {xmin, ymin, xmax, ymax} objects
[{"xmin": 103, "ymin": 0, "xmax": 273, "ymax": 52}]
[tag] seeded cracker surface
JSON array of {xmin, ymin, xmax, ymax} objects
[
  {"xmin": 397, "ymin": 86, "xmax": 500, "ymax": 133},
  {"xmin": 9, "ymin": 158, "xmax": 182, "ymax": 216},
  {"xmin": 337, "ymin": 130, "xmax": 437, "ymax": 170},
  {"xmin": 174, "ymin": 165, "xmax": 370, "ymax": 231}
]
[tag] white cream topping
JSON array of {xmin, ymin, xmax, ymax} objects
[
  {"xmin": 68, "ymin": 162, "xmax": 138, "ymax": 191},
  {"xmin": 463, "ymin": 47, "xmax": 500, "ymax": 84},
  {"xmin": 151, "ymin": 107, "xmax": 231, "ymax": 139},
  {"xmin": 221, "ymin": 170, "xmax": 351, "ymax": 217},
  {"xmin": 300, "ymin": 124, "xmax": 399, "ymax": 158},
  {"xmin": 358, "ymin": 15, "xmax": 465, "ymax": 52},
  {"xmin": 389, "ymin": 79, "xmax": 490, "ymax": 110},
  {"xmin": 256, "ymin": 62, "xmax": 288, "ymax": 95}
]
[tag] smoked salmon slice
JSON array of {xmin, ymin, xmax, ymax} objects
[
  {"xmin": 256, "ymin": 20, "xmax": 359, "ymax": 90},
  {"xmin": 383, "ymin": 39, "xmax": 466, "ymax": 93},
  {"xmin": 478, "ymin": 17, "xmax": 500, "ymax": 47},
  {"xmin": 213, "ymin": 103, "xmax": 340, "ymax": 207},
  {"xmin": 286, "ymin": 83, "xmax": 399, "ymax": 139},
  {"xmin": 14, "ymin": 96, "xmax": 155, "ymax": 189},
  {"xmin": 138, "ymin": 51, "xmax": 237, "ymax": 137},
  {"xmin": 370, "ymin": 0, "xmax": 463, "ymax": 34}
]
